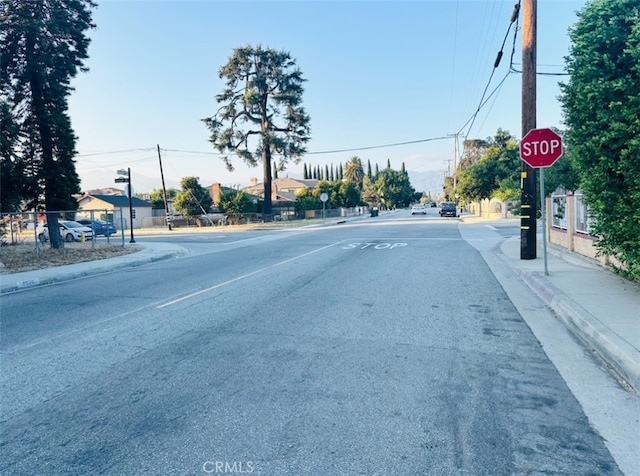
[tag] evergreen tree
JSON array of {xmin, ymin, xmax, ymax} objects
[
  {"xmin": 1, "ymin": 0, "xmax": 96, "ymax": 247},
  {"xmin": 0, "ymin": 102, "xmax": 29, "ymax": 212},
  {"xmin": 203, "ymin": 45, "xmax": 311, "ymax": 220}
]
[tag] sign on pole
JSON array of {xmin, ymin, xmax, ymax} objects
[
  {"xmin": 520, "ymin": 128, "xmax": 563, "ymax": 276},
  {"xmin": 519, "ymin": 128, "xmax": 563, "ymax": 168}
]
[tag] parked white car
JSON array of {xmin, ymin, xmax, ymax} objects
[{"xmin": 37, "ymin": 220, "xmax": 93, "ymax": 243}]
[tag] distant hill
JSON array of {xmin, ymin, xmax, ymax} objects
[{"xmin": 407, "ymin": 170, "xmax": 445, "ymax": 198}]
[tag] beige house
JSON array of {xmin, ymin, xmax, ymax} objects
[
  {"xmin": 241, "ymin": 177, "xmax": 319, "ymax": 202},
  {"xmin": 77, "ymin": 194, "xmax": 153, "ymax": 230}
]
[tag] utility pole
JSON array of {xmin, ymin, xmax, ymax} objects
[
  {"xmin": 157, "ymin": 144, "xmax": 171, "ymax": 230},
  {"xmin": 451, "ymin": 133, "xmax": 458, "ymax": 202},
  {"xmin": 521, "ymin": 0, "xmax": 537, "ymax": 259}
]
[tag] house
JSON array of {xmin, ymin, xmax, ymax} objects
[
  {"xmin": 77, "ymin": 194, "xmax": 154, "ymax": 230},
  {"xmin": 209, "ymin": 183, "xmax": 241, "ymax": 208},
  {"xmin": 241, "ymin": 177, "xmax": 319, "ymax": 202}
]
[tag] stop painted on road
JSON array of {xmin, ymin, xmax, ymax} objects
[{"xmin": 342, "ymin": 242, "xmax": 408, "ymax": 250}]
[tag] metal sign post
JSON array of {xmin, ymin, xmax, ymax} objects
[
  {"xmin": 320, "ymin": 193, "xmax": 328, "ymax": 223},
  {"xmin": 115, "ymin": 168, "xmax": 135, "ymax": 243},
  {"xmin": 520, "ymin": 128, "xmax": 563, "ymax": 275}
]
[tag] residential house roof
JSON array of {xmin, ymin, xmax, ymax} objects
[
  {"xmin": 79, "ymin": 194, "xmax": 153, "ymax": 208},
  {"xmin": 242, "ymin": 177, "xmax": 319, "ymax": 202}
]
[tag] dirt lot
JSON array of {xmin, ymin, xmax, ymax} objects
[{"xmin": 0, "ymin": 242, "xmax": 140, "ymax": 274}]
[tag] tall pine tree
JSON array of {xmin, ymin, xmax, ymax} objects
[
  {"xmin": 1, "ymin": 0, "xmax": 96, "ymax": 248},
  {"xmin": 203, "ymin": 45, "xmax": 311, "ymax": 220}
]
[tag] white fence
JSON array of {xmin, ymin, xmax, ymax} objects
[{"xmin": 551, "ymin": 189, "xmax": 592, "ymax": 235}]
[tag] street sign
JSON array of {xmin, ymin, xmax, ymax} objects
[
  {"xmin": 320, "ymin": 193, "xmax": 328, "ymax": 203},
  {"xmin": 114, "ymin": 177, "xmax": 129, "ymax": 183},
  {"xmin": 520, "ymin": 128, "xmax": 563, "ymax": 168}
]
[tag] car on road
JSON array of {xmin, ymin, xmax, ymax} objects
[
  {"xmin": 76, "ymin": 219, "xmax": 117, "ymax": 237},
  {"xmin": 37, "ymin": 220, "xmax": 94, "ymax": 242},
  {"xmin": 439, "ymin": 202, "xmax": 458, "ymax": 217},
  {"xmin": 411, "ymin": 204, "xmax": 427, "ymax": 215}
]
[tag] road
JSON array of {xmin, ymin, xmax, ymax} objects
[{"xmin": 0, "ymin": 210, "xmax": 625, "ymax": 475}]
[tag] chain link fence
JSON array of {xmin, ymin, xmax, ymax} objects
[{"xmin": 0, "ymin": 210, "xmax": 124, "ymax": 253}]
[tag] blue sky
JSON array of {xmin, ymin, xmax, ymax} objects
[{"xmin": 69, "ymin": 0, "xmax": 587, "ymax": 193}]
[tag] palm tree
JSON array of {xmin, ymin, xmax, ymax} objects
[{"xmin": 344, "ymin": 156, "xmax": 364, "ymax": 189}]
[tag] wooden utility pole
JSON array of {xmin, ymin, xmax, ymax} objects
[
  {"xmin": 449, "ymin": 133, "xmax": 459, "ymax": 200},
  {"xmin": 157, "ymin": 144, "xmax": 172, "ymax": 230},
  {"xmin": 521, "ymin": 0, "xmax": 537, "ymax": 259}
]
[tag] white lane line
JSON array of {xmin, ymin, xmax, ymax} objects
[
  {"xmin": 485, "ymin": 225, "xmax": 499, "ymax": 231},
  {"xmin": 157, "ymin": 240, "xmax": 345, "ymax": 308}
]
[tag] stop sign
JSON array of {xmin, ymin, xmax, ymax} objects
[{"xmin": 520, "ymin": 128, "xmax": 563, "ymax": 168}]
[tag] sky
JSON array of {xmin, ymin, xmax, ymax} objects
[{"xmin": 69, "ymin": 0, "xmax": 588, "ymax": 194}]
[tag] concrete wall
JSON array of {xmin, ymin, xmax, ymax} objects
[{"xmin": 467, "ymin": 198, "xmax": 517, "ymax": 220}]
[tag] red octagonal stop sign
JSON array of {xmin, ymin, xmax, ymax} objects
[{"xmin": 520, "ymin": 128, "xmax": 563, "ymax": 168}]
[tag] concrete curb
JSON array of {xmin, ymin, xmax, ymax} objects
[
  {"xmin": 512, "ymin": 265, "xmax": 640, "ymax": 393},
  {"xmin": 0, "ymin": 246, "xmax": 187, "ymax": 294}
]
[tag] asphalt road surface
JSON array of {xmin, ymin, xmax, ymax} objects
[{"xmin": 0, "ymin": 212, "xmax": 623, "ymax": 475}]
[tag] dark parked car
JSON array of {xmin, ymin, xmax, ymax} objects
[
  {"xmin": 439, "ymin": 202, "xmax": 458, "ymax": 217},
  {"xmin": 76, "ymin": 219, "xmax": 117, "ymax": 236}
]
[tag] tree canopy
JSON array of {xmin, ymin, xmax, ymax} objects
[
  {"xmin": 367, "ymin": 168, "xmax": 414, "ymax": 209},
  {"xmin": 173, "ymin": 177, "xmax": 213, "ymax": 219},
  {"xmin": 218, "ymin": 189, "xmax": 256, "ymax": 224},
  {"xmin": 344, "ymin": 156, "xmax": 364, "ymax": 189},
  {"xmin": 203, "ymin": 45, "xmax": 311, "ymax": 219},
  {"xmin": 146, "ymin": 187, "xmax": 178, "ymax": 211},
  {"xmin": 455, "ymin": 129, "xmax": 520, "ymax": 203},
  {"xmin": 559, "ymin": 0, "xmax": 640, "ymax": 279},
  {"xmin": 0, "ymin": 0, "xmax": 96, "ymax": 248}
]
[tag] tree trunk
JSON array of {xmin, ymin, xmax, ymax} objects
[
  {"xmin": 262, "ymin": 147, "xmax": 273, "ymax": 221},
  {"xmin": 26, "ymin": 31, "xmax": 62, "ymax": 249}
]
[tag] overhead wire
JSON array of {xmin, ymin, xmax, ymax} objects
[
  {"xmin": 75, "ymin": 148, "xmax": 155, "ymax": 157},
  {"xmin": 463, "ymin": 0, "xmax": 505, "ymax": 122},
  {"xmin": 457, "ymin": 1, "xmax": 521, "ymax": 140},
  {"xmin": 73, "ymin": 3, "xmax": 527, "ymax": 167}
]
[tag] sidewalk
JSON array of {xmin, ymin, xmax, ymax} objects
[{"xmin": 497, "ymin": 235, "xmax": 640, "ymax": 393}]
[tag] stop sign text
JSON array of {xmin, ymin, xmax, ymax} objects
[
  {"xmin": 521, "ymin": 138, "xmax": 561, "ymax": 158},
  {"xmin": 520, "ymin": 128, "xmax": 563, "ymax": 168}
]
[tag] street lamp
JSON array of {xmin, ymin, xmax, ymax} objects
[{"xmin": 115, "ymin": 168, "xmax": 136, "ymax": 243}]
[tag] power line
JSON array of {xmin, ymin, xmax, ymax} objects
[
  {"xmin": 456, "ymin": 2, "xmax": 521, "ymax": 139},
  {"xmin": 75, "ymin": 148, "xmax": 155, "ymax": 157},
  {"xmin": 160, "ymin": 137, "xmax": 452, "ymax": 157},
  {"xmin": 162, "ymin": 149, "xmax": 221, "ymax": 156},
  {"xmin": 306, "ymin": 136, "xmax": 450, "ymax": 155}
]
